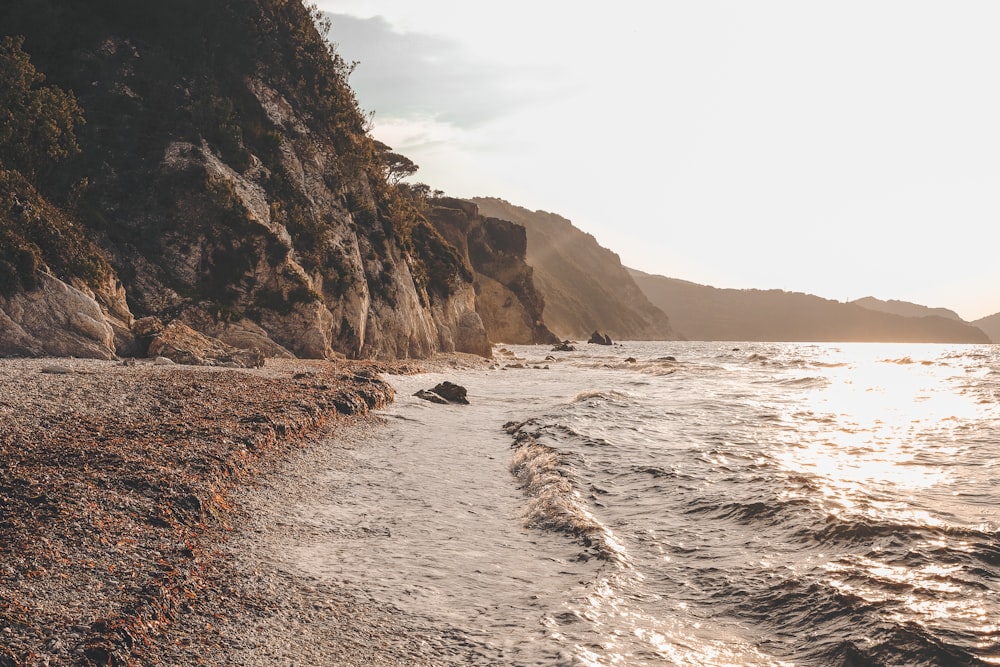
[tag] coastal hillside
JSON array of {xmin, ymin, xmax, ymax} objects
[
  {"xmin": 471, "ymin": 197, "xmax": 675, "ymax": 341},
  {"xmin": 852, "ymin": 297, "xmax": 963, "ymax": 321},
  {"xmin": 426, "ymin": 198, "xmax": 558, "ymax": 345},
  {"xmin": 0, "ymin": 1, "xmax": 498, "ymax": 360},
  {"xmin": 628, "ymin": 269, "xmax": 991, "ymax": 343},
  {"xmin": 971, "ymin": 312, "xmax": 1000, "ymax": 343}
]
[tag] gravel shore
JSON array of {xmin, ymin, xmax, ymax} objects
[{"xmin": 0, "ymin": 354, "xmax": 491, "ymax": 666}]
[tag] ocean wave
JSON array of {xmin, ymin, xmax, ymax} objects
[
  {"xmin": 806, "ymin": 517, "xmax": 998, "ymax": 554},
  {"xmin": 775, "ymin": 376, "xmax": 829, "ymax": 388},
  {"xmin": 725, "ymin": 572, "xmax": 992, "ymax": 666},
  {"xmin": 506, "ymin": 421, "xmax": 628, "ymax": 565},
  {"xmin": 684, "ymin": 496, "xmax": 816, "ymax": 526},
  {"xmin": 882, "ymin": 356, "xmax": 936, "ymax": 366},
  {"xmin": 570, "ymin": 389, "xmax": 636, "ymax": 405}
]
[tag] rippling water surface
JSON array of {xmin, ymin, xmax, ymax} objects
[{"xmin": 284, "ymin": 342, "xmax": 1000, "ymax": 666}]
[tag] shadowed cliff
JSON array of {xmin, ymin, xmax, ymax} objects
[
  {"xmin": 471, "ymin": 197, "xmax": 675, "ymax": 341},
  {"xmin": 0, "ymin": 0, "xmax": 491, "ymax": 360},
  {"xmin": 426, "ymin": 198, "xmax": 558, "ymax": 345}
]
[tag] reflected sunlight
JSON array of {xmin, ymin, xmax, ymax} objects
[{"xmin": 775, "ymin": 345, "xmax": 985, "ymax": 503}]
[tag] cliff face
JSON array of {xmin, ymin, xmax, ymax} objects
[
  {"xmin": 0, "ymin": 170, "xmax": 133, "ymax": 359},
  {"xmin": 629, "ymin": 269, "xmax": 991, "ymax": 344},
  {"xmin": 427, "ymin": 198, "xmax": 558, "ymax": 345},
  {"xmin": 471, "ymin": 198, "xmax": 675, "ymax": 341},
  {"xmin": 0, "ymin": 1, "xmax": 490, "ymax": 360}
]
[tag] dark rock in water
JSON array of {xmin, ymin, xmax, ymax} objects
[
  {"xmin": 552, "ymin": 341, "xmax": 576, "ymax": 352},
  {"xmin": 413, "ymin": 389, "xmax": 449, "ymax": 405},
  {"xmin": 415, "ymin": 381, "xmax": 469, "ymax": 405},
  {"xmin": 588, "ymin": 331, "xmax": 613, "ymax": 345},
  {"xmin": 431, "ymin": 381, "xmax": 469, "ymax": 404},
  {"xmin": 624, "ymin": 357, "xmax": 637, "ymax": 363}
]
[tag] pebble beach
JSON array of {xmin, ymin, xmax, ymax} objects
[{"xmin": 0, "ymin": 355, "xmax": 490, "ymax": 666}]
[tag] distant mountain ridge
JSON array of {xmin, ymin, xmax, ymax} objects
[
  {"xmin": 971, "ymin": 313, "xmax": 1000, "ymax": 343},
  {"xmin": 628, "ymin": 269, "xmax": 990, "ymax": 344},
  {"xmin": 471, "ymin": 197, "xmax": 675, "ymax": 341},
  {"xmin": 851, "ymin": 297, "xmax": 963, "ymax": 322}
]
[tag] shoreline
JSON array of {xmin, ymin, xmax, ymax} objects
[{"xmin": 0, "ymin": 354, "xmax": 489, "ymax": 666}]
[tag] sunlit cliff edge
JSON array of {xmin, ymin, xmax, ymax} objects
[{"xmin": 472, "ymin": 197, "xmax": 676, "ymax": 342}]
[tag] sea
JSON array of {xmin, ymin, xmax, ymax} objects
[{"xmin": 283, "ymin": 341, "xmax": 1000, "ymax": 666}]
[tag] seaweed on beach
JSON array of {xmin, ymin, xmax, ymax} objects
[{"xmin": 0, "ymin": 359, "xmax": 396, "ymax": 666}]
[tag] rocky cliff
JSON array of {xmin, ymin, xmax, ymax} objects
[
  {"xmin": 0, "ymin": 1, "xmax": 491, "ymax": 360},
  {"xmin": 629, "ymin": 269, "xmax": 991, "ymax": 344},
  {"xmin": 471, "ymin": 197, "xmax": 675, "ymax": 341},
  {"xmin": 426, "ymin": 198, "xmax": 558, "ymax": 345}
]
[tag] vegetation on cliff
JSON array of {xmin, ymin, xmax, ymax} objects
[{"xmin": 0, "ymin": 0, "xmax": 488, "ymax": 359}]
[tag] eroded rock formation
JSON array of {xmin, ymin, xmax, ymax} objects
[{"xmin": 427, "ymin": 198, "xmax": 558, "ymax": 346}]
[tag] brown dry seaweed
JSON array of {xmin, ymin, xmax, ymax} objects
[{"xmin": 0, "ymin": 358, "xmax": 402, "ymax": 666}]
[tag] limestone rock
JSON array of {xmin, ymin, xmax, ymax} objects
[
  {"xmin": 180, "ymin": 308, "xmax": 295, "ymax": 359},
  {"xmin": 0, "ymin": 273, "xmax": 116, "ymax": 359},
  {"xmin": 453, "ymin": 306, "xmax": 492, "ymax": 359},
  {"xmin": 147, "ymin": 321, "xmax": 265, "ymax": 368}
]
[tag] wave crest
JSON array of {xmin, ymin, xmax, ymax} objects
[{"xmin": 507, "ymin": 421, "xmax": 628, "ymax": 564}]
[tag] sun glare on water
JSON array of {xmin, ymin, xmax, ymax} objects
[
  {"xmin": 776, "ymin": 345, "xmax": 983, "ymax": 498},
  {"xmin": 772, "ymin": 345, "xmax": 999, "ymax": 638}
]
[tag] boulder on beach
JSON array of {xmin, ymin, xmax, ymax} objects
[
  {"xmin": 147, "ymin": 321, "xmax": 265, "ymax": 368},
  {"xmin": 588, "ymin": 331, "xmax": 613, "ymax": 345},
  {"xmin": 414, "ymin": 389, "xmax": 449, "ymax": 404},
  {"xmin": 414, "ymin": 381, "xmax": 469, "ymax": 405}
]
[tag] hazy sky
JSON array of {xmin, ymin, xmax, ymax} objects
[{"xmin": 316, "ymin": 1, "xmax": 1000, "ymax": 321}]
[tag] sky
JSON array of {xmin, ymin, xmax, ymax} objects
[{"xmin": 315, "ymin": 1, "xmax": 1000, "ymax": 321}]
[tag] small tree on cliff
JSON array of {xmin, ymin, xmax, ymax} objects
[
  {"xmin": 374, "ymin": 140, "xmax": 419, "ymax": 185},
  {"xmin": 0, "ymin": 35, "xmax": 84, "ymax": 178}
]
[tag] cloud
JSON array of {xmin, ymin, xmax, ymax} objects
[{"xmin": 324, "ymin": 13, "xmax": 565, "ymax": 130}]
